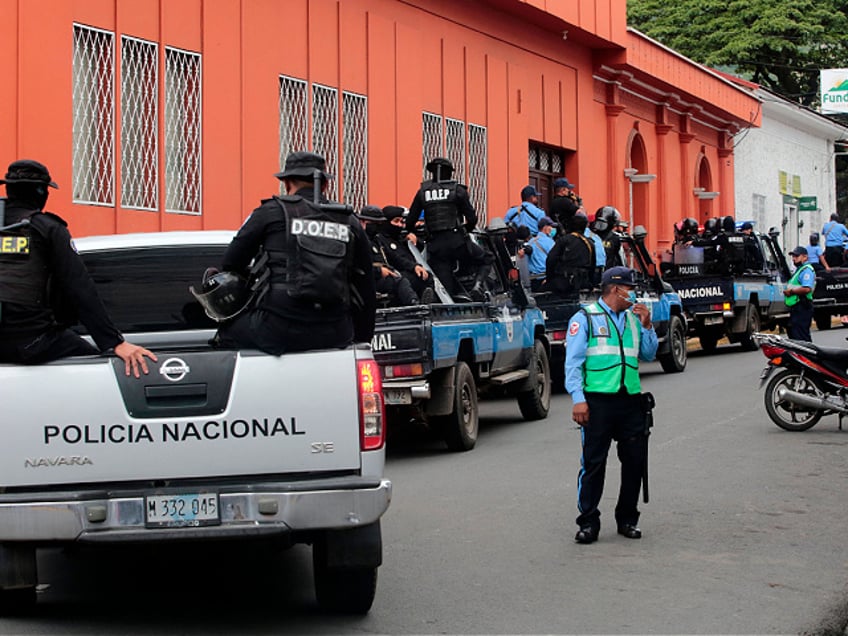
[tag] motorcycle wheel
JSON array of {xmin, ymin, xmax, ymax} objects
[{"xmin": 763, "ymin": 369, "xmax": 823, "ymax": 431}]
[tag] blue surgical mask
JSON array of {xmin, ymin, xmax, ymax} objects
[
  {"xmin": 549, "ymin": 228, "xmax": 557, "ymax": 238},
  {"xmin": 618, "ymin": 289, "xmax": 638, "ymax": 305}
]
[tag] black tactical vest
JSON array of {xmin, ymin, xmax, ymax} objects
[
  {"xmin": 0, "ymin": 216, "xmax": 50, "ymax": 308},
  {"xmin": 262, "ymin": 196, "xmax": 355, "ymax": 312},
  {"xmin": 420, "ymin": 180, "xmax": 460, "ymax": 233}
]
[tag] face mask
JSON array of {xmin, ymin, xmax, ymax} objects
[
  {"xmin": 617, "ymin": 289, "xmax": 637, "ymax": 305},
  {"xmin": 381, "ymin": 223, "xmax": 402, "ymax": 240},
  {"xmin": 365, "ymin": 224, "xmax": 380, "ymax": 238},
  {"xmin": 549, "ymin": 228, "xmax": 557, "ymax": 238}
]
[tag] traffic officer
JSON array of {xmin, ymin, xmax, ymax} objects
[
  {"xmin": 406, "ymin": 157, "xmax": 493, "ymax": 301},
  {"xmin": 214, "ymin": 151, "xmax": 376, "ymax": 354},
  {"xmin": 0, "ymin": 159, "xmax": 156, "ymax": 376},
  {"xmin": 784, "ymin": 246, "xmax": 816, "ymax": 342},
  {"xmin": 565, "ymin": 266, "xmax": 657, "ymax": 544},
  {"xmin": 357, "ymin": 205, "xmax": 420, "ymax": 307}
]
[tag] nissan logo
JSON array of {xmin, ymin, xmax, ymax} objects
[{"xmin": 159, "ymin": 357, "xmax": 191, "ymax": 382}]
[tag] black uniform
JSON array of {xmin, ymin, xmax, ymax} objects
[
  {"xmin": 545, "ymin": 230, "xmax": 595, "ymax": 298},
  {"xmin": 0, "ymin": 201, "xmax": 124, "ymax": 363},
  {"xmin": 602, "ymin": 231, "xmax": 623, "ymax": 268},
  {"xmin": 407, "ymin": 179, "xmax": 493, "ymax": 299},
  {"xmin": 549, "ymin": 194, "xmax": 580, "ymax": 233},
  {"xmin": 216, "ymin": 187, "xmax": 376, "ymax": 354},
  {"xmin": 366, "ymin": 229, "xmax": 419, "ymax": 307}
]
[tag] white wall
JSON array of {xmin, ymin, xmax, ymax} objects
[{"xmin": 733, "ymin": 92, "xmax": 846, "ymax": 255}]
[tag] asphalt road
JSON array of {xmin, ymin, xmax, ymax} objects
[{"xmin": 4, "ymin": 329, "xmax": 848, "ymax": 634}]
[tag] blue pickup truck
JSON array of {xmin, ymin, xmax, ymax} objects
[
  {"xmin": 532, "ymin": 226, "xmax": 688, "ymax": 390},
  {"xmin": 660, "ymin": 229, "xmax": 790, "ymax": 352},
  {"xmin": 370, "ymin": 230, "xmax": 551, "ymax": 452}
]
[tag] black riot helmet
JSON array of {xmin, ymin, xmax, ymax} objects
[
  {"xmin": 189, "ymin": 269, "xmax": 253, "ymax": 322},
  {"xmin": 597, "ymin": 205, "xmax": 621, "ymax": 227},
  {"xmin": 721, "ymin": 215, "xmax": 736, "ymax": 233},
  {"xmin": 682, "ymin": 217, "xmax": 699, "ymax": 236},
  {"xmin": 426, "ymin": 157, "xmax": 454, "ymax": 182},
  {"xmin": 703, "ymin": 217, "xmax": 720, "ymax": 236}
]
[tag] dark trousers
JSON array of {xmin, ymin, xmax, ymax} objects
[
  {"xmin": 215, "ymin": 308, "xmax": 353, "ymax": 355},
  {"xmin": 0, "ymin": 327, "xmax": 98, "ymax": 364},
  {"xmin": 576, "ymin": 392, "xmax": 647, "ymax": 531},
  {"xmin": 427, "ymin": 229, "xmax": 493, "ymax": 297},
  {"xmin": 787, "ymin": 301, "xmax": 813, "ymax": 342},
  {"xmin": 376, "ymin": 273, "xmax": 418, "ymax": 306},
  {"xmin": 825, "ymin": 246, "xmax": 844, "ymax": 268}
]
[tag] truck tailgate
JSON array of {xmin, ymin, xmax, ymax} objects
[{"xmin": 0, "ymin": 348, "xmax": 362, "ymax": 488}]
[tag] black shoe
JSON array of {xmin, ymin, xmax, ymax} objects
[
  {"xmin": 617, "ymin": 524, "xmax": 642, "ymax": 539},
  {"xmin": 574, "ymin": 526, "xmax": 598, "ymax": 544},
  {"xmin": 468, "ymin": 284, "xmax": 487, "ymax": 302},
  {"xmin": 420, "ymin": 287, "xmax": 436, "ymax": 304}
]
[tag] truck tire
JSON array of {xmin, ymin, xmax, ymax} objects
[
  {"xmin": 738, "ymin": 305, "xmax": 761, "ymax": 351},
  {"xmin": 435, "ymin": 362, "xmax": 479, "ymax": 451},
  {"xmin": 313, "ymin": 562, "xmax": 378, "ymax": 614},
  {"xmin": 698, "ymin": 330, "xmax": 719, "ymax": 354},
  {"xmin": 517, "ymin": 340, "xmax": 551, "ymax": 420},
  {"xmin": 658, "ymin": 315, "xmax": 687, "ymax": 373},
  {"xmin": 814, "ymin": 311, "xmax": 832, "ymax": 331}
]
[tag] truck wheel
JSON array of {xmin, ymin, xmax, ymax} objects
[
  {"xmin": 814, "ymin": 311, "xmax": 832, "ymax": 331},
  {"xmin": 517, "ymin": 340, "xmax": 551, "ymax": 420},
  {"xmin": 658, "ymin": 315, "xmax": 687, "ymax": 373},
  {"xmin": 313, "ymin": 560, "xmax": 378, "ymax": 614},
  {"xmin": 698, "ymin": 332, "xmax": 719, "ymax": 354},
  {"xmin": 739, "ymin": 305, "xmax": 761, "ymax": 351},
  {"xmin": 435, "ymin": 362, "xmax": 479, "ymax": 451}
]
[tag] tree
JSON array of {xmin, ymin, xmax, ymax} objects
[{"xmin": 627, "ymin": 0, "xmax": 848, "ymax": 107}]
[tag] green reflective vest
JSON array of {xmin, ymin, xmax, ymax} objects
[
  {"xmin": 583, "ymin": 302, "xmax": 642, "ymax": 395},
  {"xmin": 785, "ymin": 263, "xmax": 815, "ymax": 308}
]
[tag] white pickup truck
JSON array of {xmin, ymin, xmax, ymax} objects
[{"xmin": 0, "ymin": 231, "xmax": 391, "ymax": 614}]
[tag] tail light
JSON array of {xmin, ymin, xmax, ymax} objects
[
  {"xmin": 552, "ymin": 330, "xmax": 568, "ymax": 342},
  {"xmin": 761, "ymin": 344, "xmax": 785, "ymax": 359},
  {"xmin": 383, "ymin": 362, "xmax": 423, "ymax": 379},
  {"xmin": 357, "ymin": 358, "xmax": 385, "ymax": 451}
]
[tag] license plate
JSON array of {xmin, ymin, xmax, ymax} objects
[
  {"xmin": 384, "ymin": 388, "xmax": 412, "ymax": 405},
  {"xmin": 145, "ymin": 493, "xmax": 220, "ymax": 528},
  {"xmin": 703, "ymin": 316, "xmax": 724, "ymax": 326}
]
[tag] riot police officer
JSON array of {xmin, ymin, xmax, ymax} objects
[
  {"xmin": 545, "ymin": 213, "xmax": 595, "ymax": 298},
  {"xmin": 357, "ymin": 205, "xmax": 420, "ymax": 307},
  {"xmin": 406, "ymin": 157, "xmax": 493, "ymax": 301},
  {"xmin": 213, "ymin": 152, "xmax": 376, "ymax": 354},
  {"xmin": 380, "ymin": 205, "xmax": 434, "ymax": 302},
  {"xmin": 0, "ymin": 159, "xmax": 156, "ymax": 376}
]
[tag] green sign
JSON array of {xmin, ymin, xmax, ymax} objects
[{"xmin": 799, "ymin": 196, "xmax": 818, "ymax": 211}]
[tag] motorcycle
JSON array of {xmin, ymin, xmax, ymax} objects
[{"xmin": 753, "ymin": 332, "xmax": 848, "ymax": 431}]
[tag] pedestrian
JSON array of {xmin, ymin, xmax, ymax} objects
[
  {"xmin": 211, "ymin": 151, "xmax": 376, "ymax": 354},
  {"xmin": 784, "ymin": 246, "xmax": 816, "ymax": 342},
  {"xmin": 0, "ymin": 159, "xmax": 156, "ymax": 377},
  {"xmin": 565, "ymin": 266, "xmax": 658, "ymax": 544},
  {"xmin": 549, "ymin": 177, "xmax": 580, "ymax": 233},
  {"xmin": 357, "ymin": 205, "xmax": 420, "ymax": 307},
  {"xmin": 821, "ymin": 213, "xmax": 848, "ymax": 267},
  {"xmin": 406, "ymin": 157, "xmax": 493, "ymax": 301},
  {"xmin": 504, "ymin": 185, "xmax": 545, "ymax": 236}
]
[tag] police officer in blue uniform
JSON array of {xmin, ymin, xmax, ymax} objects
[
  {"xmin": 565, "ymin": 266, "xmax": 658, "ymax": 544},
  {"xmin": 214, "ymin": 152, "xmax": 375, "ymax": 354},
  {"xmin": 0, "ymin": 159, "xmax": 156, "ymax": 376},
  {"xmin": 406, "ymin": 157, "xmax": 493, "ymax": 301}
]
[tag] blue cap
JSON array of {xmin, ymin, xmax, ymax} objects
[
  {"xmin": 601, "ymin": 266, "xmax": 636, "ymax": 286},
  {"xmin": 521, "ymin": 185, "xmax": 540, "ymax": 200},
  {"xmin": 553, "ymin": 177, "xmax": 575, "ymax": 189}
]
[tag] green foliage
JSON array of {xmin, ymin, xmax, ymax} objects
[{"xmin": 627, "ymin": 0, "xmax": 848, "ymax": 106}]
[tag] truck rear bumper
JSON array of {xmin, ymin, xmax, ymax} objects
[{"xmin": 0, "ymin": 479, "xmax": 392, "ymax": 543}]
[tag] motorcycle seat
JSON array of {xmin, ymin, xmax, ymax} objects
[{"xmin": 804, "ymin": 343, "xmax": 848, "ymax": 365}]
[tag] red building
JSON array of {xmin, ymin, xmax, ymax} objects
[{"xmin": 0, "ymin": 0, "xmax": 760, "ymax": 254}]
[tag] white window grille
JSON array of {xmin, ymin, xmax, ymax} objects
[
  {"xmin": 468, "ymin": 124, "xmax": 488, "ymax": 227},
  {"xmin": 164, "ymin": 47, "xmax": 201, "ymax": 214},
  {"xmin": 72, "ymin": 24, "xmax": 114, "ymax": 205},
  {"xmin": 279, "ymin": 76, "xmax": 309, "ymax": 174},
  {"xmin": 528, "ymin": 147, "xmax": 538, "ymax": 169},
  {"xmin": 445, "ymin": 118, "xmax": 466, "ymax": 185},
  {"xmin": 121, "ymin": 36, "xmax": 158, "ymax": 210},
  {"xmin": 342, "ymin": 91, "xmax": 367, "ymax": 210},
  {"xmin": 312, "ymin": 84, "xmax": 339, "ymax": 201},
  {"xmin": 422, "ymin": 112, "xmax": 443, "ymax": 178},
  {"xmin": 551, "ymin": 153, "xmax": 563, "ymax": 174}
]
